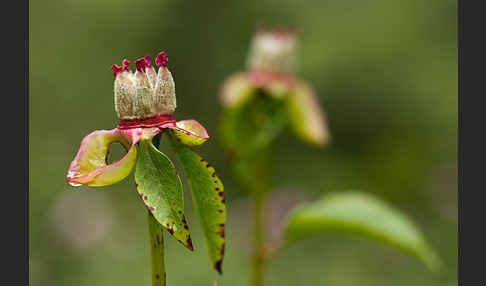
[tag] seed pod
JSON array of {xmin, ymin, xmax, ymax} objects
[
  {"xmin": 113, "ymin": 59, "xmax": 136, "ymax": 120},
  {"xmin": 113, "ymin": 52, "xmax": 177, "ymax": 120},
  {"xmin": 154, "ymin": 52, "xmax": 177, "ymax": 114}
]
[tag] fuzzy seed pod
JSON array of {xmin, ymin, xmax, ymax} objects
[{"xmin": 113, "ymin": 52, "xmax": 176, "ymax": 120}]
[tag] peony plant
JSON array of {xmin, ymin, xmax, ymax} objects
[{"xmin": 66, "ymin": 52, "xmax": 226, "ymax": 286}]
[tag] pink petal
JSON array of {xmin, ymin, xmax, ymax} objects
[
  {"xmin": 67, "ymin": 128, "xmax": 150, "ymax": 187},
  {"xmin": 168, "ymin": 120, "xmax": 210, "ymax": 147},
  {"xmin": 287, "ymin": 80, "xmax": 330, "ymax": 146},
  {"xmin": 220, "ymin": 73, "xmax": 255, "ymax": 108}
]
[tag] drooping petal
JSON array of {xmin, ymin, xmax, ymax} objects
[
  {"xmin": 168, "ymin": 120, "xmax": 209, "ymax": 147},
  {"xmin": 67, "ymin": 128, "xmax": 143, "ymax": 187},
  {"xmin": 170, "ymin": 139, "xmax": 226, "ymax": 273},
  {"xmin": 220, "ymin": 73, "xmax": 255, "ymax": 108},
  {"xmin": 286, "ymin": 80, "xmax": 330, "ymax": 146}
]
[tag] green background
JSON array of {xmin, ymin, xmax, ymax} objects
[{"xmin": 30, "ymin": 0, "xmax": 457, "ymax": 285}]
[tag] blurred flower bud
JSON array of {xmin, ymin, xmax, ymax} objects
[{"xmin": 246, "ymin": 27, "xmax": 297, "ymax": 74}]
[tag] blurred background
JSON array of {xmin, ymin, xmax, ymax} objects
[{"xmin": 30, "ymin": 0, "xmax": 457, "ymax": 285}]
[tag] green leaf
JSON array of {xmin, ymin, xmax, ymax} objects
[
  {"xmin": 170, "ymin": 139, "xmax": 226, "ymax": 274},
  {"xmin": 135, "ymin": 140, "xmax": 193, "ymax": 251},
  {"xmin": 284, "ymin": 192, "xmax": 441, "ymax": 271}
]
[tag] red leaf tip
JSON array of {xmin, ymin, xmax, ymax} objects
[
  {"xmin": 214, "ymin": 260, "xmax": 223, "ymax": 274},
  {"xmin": 156, "ymin": 51, "xmax": 168, "ymax": 67}
]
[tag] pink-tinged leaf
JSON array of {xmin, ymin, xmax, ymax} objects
[
  {"xmin": 67, "ymin": 128, "xmax": 143, "ymax": 187},
  {"xmin": 220, "ymin": 73, "xmax": 256, "ymax": 108},
  {"xmin": 168, "ymin": 120, "xmax": 210, "ymax": 147},
  {"xmin": 286, "ymin": 80, "xmax": 330, "ymax": 146}
]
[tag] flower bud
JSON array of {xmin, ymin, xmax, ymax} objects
[
  {"xmin": 113, "ymin": 52, "xmax": 177, "ymax": 120},
  {"xmin": 246, "ymin": 27, "xmax": 297, "ymax": 74}
]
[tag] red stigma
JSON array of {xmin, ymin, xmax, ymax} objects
[
  {"xmin": 112, "ymin": 64, "xmax": 123, "ymax": 78},
  {"xmin": 122, "ymin": 59, "xmax": 130, "ymax": 72},
  {"xmin": 135, "ymin": 55, "xmax": 153, "ymax": 73},
  {"xmin": 156, "ymin": 51, "xmax": 168, "ymax": 67},
  {"xmin": 112, "ymin": 59, "xmax": 131, "ymax": 77},
  {"xmin": 135, "ymin": 58, "xmax": 147, "ymax": 73},
  {"xmin": 144, "ymin": 55, "xmax": 152, "ymax": 67}
]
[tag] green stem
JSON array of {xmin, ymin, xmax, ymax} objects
[
  {"xmin": 252, "ymin": 191, "xmax": 266, "ymax": 286},
  {"xmin": 148, "ymin": 210, "xmax": 166, "ymax": 286}
]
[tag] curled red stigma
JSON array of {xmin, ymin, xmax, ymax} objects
[
  {"xmin": 112, "ymin": 64, "xmax": 123, "ymax": 78},
  {"xmin": 122, "ymin": 59, "xmax": 130, "ymax": 72},
  {"xmin": 156, "ymin": 51, "xmax": 168, "ymax": 67},
  {"xmin": 135, "ymin": 56, "xmax": 153, "ymax": 73},
  {"xmin": 112, "ymin": 59, "xmax": 131, "ymax": 77},
  {"xmin": 135, "ymin": 58, "xmax": 148, "ymax": 73},
  {"xmin": 144, "ymin": 55, "xmax": 152, "ymax": 67}
]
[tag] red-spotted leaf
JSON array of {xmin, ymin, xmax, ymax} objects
[
  {"xmin": 135, "ymin": 139, "xmax": 193, "ymax": 251},
  {"xmin": 170, "ymin": 139, "xmax": 226, "ymax": 274},
  {"xmin": 284, "ymin": 192, "xmax": 441, "ymax": 272}
]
